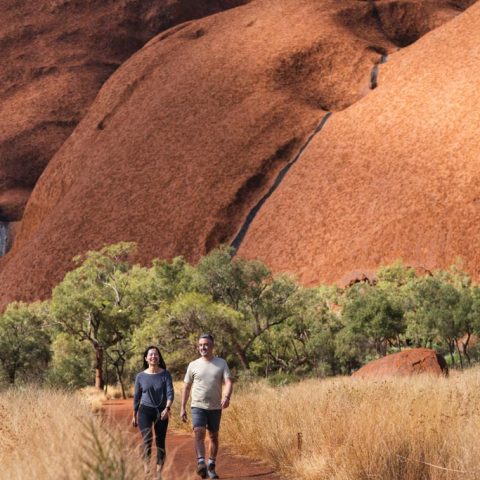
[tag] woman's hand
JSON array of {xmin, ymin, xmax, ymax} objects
[
  {"xmin": 132, "ymin": 414, "xmax": 138, "ymax": 427},
  {"xmin": 160, "ymin": 407, "xmax": 170, "ymax": 421}
]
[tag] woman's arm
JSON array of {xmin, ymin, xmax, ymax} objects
[
  {"xmin": 132, "ymin": 373, "xmax": 142, "ymax": 426},
  {"xmin": 160, "ymin": 371, "xmax": 174, "ymax": 420}
]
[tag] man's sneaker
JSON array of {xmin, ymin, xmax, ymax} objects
[
  {"xmin": 197, "ymin": 461, "xmax": 207, "ymax": 479},
  {"xmin": 207, "ymin": 462, "xmax": 219, "ymax": 479}
]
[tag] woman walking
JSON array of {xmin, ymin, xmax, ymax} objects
[{"xmin": 133, "ymin": 346, "xmax": 174, "ymax": 479}]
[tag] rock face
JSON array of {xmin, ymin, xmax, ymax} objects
[
  {"xmin": 238, "ymin": 0, "xmax": 480, "ymax": 285},
  {"xmin": 352, "ymin": 348, "xmax": 448, "ymax": 379},
  {"xmin": 0, "ymin": 0, "xmax": 478, "ymax": 307},
  {"xmin": 0, "ymin": 0, "xmax": 248, "ymax": 222}
]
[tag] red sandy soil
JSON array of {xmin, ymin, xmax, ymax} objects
[
  {"xmin": 352, "ymin": 348, "xmax": 448, "ymax": 379},
  {"xmin": 102, "ymin": 399, "xmax": 282, "ymax": 480},
  {"xmin": 0, "ymin": 0, "xmax": 477, "ymax": 307},
  {"xmin": 0, "ymin": 0, "xmax": 247, "ymax": 221}
]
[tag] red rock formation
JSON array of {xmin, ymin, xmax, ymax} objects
[
  {"xmin": 0, "ymin": 0, "xmax": 475, "ymax": 307},
  {"xmin": 239, "ymin": 0, "xmax": 480, "ymax": 285},
  {"xmin": 352, "ymin": 348, "xmax": 448, "ymax": 378},
  {"xmin": 0, "ymin": 0, "xmax": 248, "ymax": 221}
]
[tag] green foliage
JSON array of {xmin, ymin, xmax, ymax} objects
[
  {"xmin": 133, "ymin": 292, "xmax": 241, "ymax": 373},
  {"xmin": 0, "ymin": 302, "xmax": 51, "ymax": 384},
  {"xmin": 339, "ymin": 282, "xmax": 405, "ymax": 365},
  {"xmin": 5, "ymin": 241, "xmax": 480, "ymax": 388},
  {"xmin": 195, "ymin": 248, "xmax": 300, "ymax": 369},
  {"xmin": 47, "ymin": 333, "xmax": 94, "ymax": 388},
  {"xmin": 50, "ymin": 242, "xmax": 139, "ymax": 388},
  {"xmin": 253, "ymin": 287, "xmax": 341, "ymax": 376}
]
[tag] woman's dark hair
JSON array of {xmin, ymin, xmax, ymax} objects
[{"xmin": 143, "ymin": 346, "xmax": 167, "ymax": 370}]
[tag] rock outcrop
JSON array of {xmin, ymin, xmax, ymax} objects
[
  {"xmin": 0, "ymin": 0, "xmax": 477, "ymax": 307},
  {"xmin": 238, "ymin": 0, "xmax": 480, "ymax": 285},
  {"xmin": 352, "ymin": 348, "xmax": 448, "ymax": 379},
  {"xmin": 0, "ymin": 0, "xmax": 248, "ymax": 222}
]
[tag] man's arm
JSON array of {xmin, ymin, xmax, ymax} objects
[
  {"xmin": 221, "ymin": 377, "xmax": 233, "ymax": 409},
  {"xmin": 180, "ymin": 382, "xmax": 192, "ymax": 422}
]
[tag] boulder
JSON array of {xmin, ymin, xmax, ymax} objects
[{"xmin": 352, "ymin": 348, "xmax": 448, "ymax": 379}]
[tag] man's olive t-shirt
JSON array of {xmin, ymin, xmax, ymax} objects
[{"xmin": 184, "ymin": 357, "xmax": 231, "ymax": 410}]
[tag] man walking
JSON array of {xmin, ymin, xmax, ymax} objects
[{"xmin": 181, "ymin": 333, "xmax": 233, "ymax": 479}]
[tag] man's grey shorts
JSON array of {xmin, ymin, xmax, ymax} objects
[{"xmin": 191, "ymin": 407, "xmax": 222, "ymax": 432}]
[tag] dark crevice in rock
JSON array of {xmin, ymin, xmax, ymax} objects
[
  {"xmin": 229, "ymin": 113, "xmax": 332, "ymax": 251},
  {"xmin": 370, "ymin": 54, "xmax": 388, "ymax": 89},
  {"xmin": 182, "ymin": 27, "xmax": 207, "ymax": 40},
  {"xmin": 204, "ymin": 138, "xmax": 299, "ymax": 252},
  {"xmin": 368, "ymin": 0, "xmax": 387, "ymax": 39},
  {"xmin": 227, "ymin": 48, "xmax": 388, "ymax": 253},
  {"xmin": 0, "ymin": 222, "xmax": 10, "ymax": 257}
]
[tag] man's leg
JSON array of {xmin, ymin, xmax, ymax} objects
[
  {"xmin": 207, "ymin": 430, "xmax": 219, "ymax": 460},
  {"xmin": 206, "ymin": 410, "xmax": 222, "ymax": 479},
  {"xmin": 194, "ymin": 426, "xmax": 207, "ymax": 460},
  {"xmin": 192, "ymin": 407, "xmax": 208, "ymax": 478}
]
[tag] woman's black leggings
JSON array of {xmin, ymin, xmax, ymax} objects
[{"xmin": 137, "ymin": 404, "xmax": 168, "ymax": 465}]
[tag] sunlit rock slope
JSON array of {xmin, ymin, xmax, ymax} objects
[
  {"xmin": 0, "ymin": 0, "xmax": 476, "ymax": 307},
  {"xmin": 238, "ymin": 0, "xmax": 480, "ymax": 284},
  {"xmin": 0, "ymin": 0, "xmax": 247, "ymax": 221}
]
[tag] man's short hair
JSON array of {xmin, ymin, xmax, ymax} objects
[{"xmin": 199, "ymin": 333, "xmax": 214, "ymax": 344}]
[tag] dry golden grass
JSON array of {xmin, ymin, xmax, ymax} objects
[
  {"xmin": 4, "ymin": 371, "xmax": 480, "ymax": 479},
  {"xmin": 0, "ymin": 387, "xmax": 143, "ymax": 479},
  {"xmin": 222, "ymin": 369, "xmax": 480, "ymax": 480},
  {"xmin": 79, "ymin": 384, "xmax": 135, "ymax": 414}
]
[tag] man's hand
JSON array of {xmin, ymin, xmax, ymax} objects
[
  {"xmin": 221, "ymin": 396, "xmax": 230, "ymax": 409},
  {"xmin": 180, "ymin": 407, "xmax": 188, "ymax": 422}
]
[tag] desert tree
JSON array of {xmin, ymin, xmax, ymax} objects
[
  {"xmin": 194, "ymin": 247, "xmax": 299, "ymax": 369},
  {"xmin": 0, "ymin": 301, "xmax": 51, "ymax": 384},
  {"xmin": 50, "ymin": 242, "xmax": 138, "ymax": 389},
  {"xmin": 253, "ymin": 285, "xmax": 342, "ymax": 376},
  {"xmin": 340, "ymin": 281, "xmax": 405, "ymax": 358},
  {"xmin": 406, "ymin": 273, "xmax": 463, "ymax": 367},
  {"xmin": 133, "ymin": 291, "xmax": 241, "ymax": 373}
]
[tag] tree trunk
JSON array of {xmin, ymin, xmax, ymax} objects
[
  {"xmin": 463, "ymin": 343, "xmax": 471, "ymax": 365},
  {"xmin": 448, "ymin": 342, "xmax": 455, "ymax": 368},
  {"xmin": 115, "ymin": 362, "xmax": 127, "ymax": 399},
  {"xmin": 461, "ymin": 333, "xmax": 471, "ymax": 365},
  {"xmin": 95, "ymin": 347, "xmax": 104, "ymax": 389},
  {"xmin": 455, "ymin": 339, "xmax": 464, "ymax": 370},
  {"xmin": 7, "ymin": 368, "xmax": 15, "ymax": 384},
  {"xmin": 234, "ymin": 344, "xmax": 250, "ymax": 370}
]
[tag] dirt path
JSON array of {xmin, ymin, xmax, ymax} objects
[{"xmin": 103, "ymin": 400, "xmax": 283, "ymax": 480}]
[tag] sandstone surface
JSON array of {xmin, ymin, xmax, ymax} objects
[
  {"xmin": 0, "ymin": 0, "xmax": 247, "ymax": 221},
  {"xmin": 0, "ymin": 0, "xmax": 476, "ymax": 307},
  {"xmin": 352, "ymin": 348, "xmax": 448, "ymax": 378},
  {"xmin": 239, "ymin": 0, "xmax": 480, "ymax": 285}
]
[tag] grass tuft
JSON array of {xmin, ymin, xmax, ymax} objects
[
  {"xmin": 0, "ymin": 386, "xmax": 143, "ymax": 479},
  {"xmin": 222, "ymin": 369, "xmax": 480, "ymax": 479}
]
